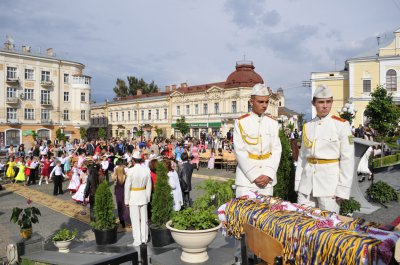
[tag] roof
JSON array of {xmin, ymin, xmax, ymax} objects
[
  {"xmin": 278, "ymin": 107, "xmax": 299, "ymax": 117},
  {"xmin": 116, "ymin": 91, "xmax": 172, "ymax": 101},
  {"xmin": 225, "ymin": 62, "xmax": 264, "ymax": 88},
  {"xmin": 175, "ymin": 82, "xmax": 226, "ymax": 94}
]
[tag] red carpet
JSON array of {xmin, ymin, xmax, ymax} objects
[{"xmin": 391, "ymin": 215, "xmax": 400, "ymax": 227}]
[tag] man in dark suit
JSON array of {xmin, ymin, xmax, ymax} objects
[{"xmin": 86, "ymin": 140, "xmax": 95, "ymax": 156}]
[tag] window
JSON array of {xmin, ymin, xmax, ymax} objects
[
  {"xmin": 41, "ymin": 71, "xmax": 50, "ymax": 82},
  {"xmin": 64, "ymin": 73, "xmax": 69, "ymax": 84},
  {"xmin": 64, "ymin": 92, "xmax": 69, "ymax": 101},
  {"xmin": 41, "ymin": 90, "xmax": 50, "ymax": 104},
  {"xmin": 134, "ymin": 111, "xmax": 137, "ymax": 121},
  {"xmin": 81, "ymin": 110, "xmax": 86, "ymax": 120},
  {"xmin": 6, "ymin": 129, "xmax": 20, "ymax": 146},
  {"xmin": 148, "ymin": 110, "xmax": 152, "ymax": 120},
  {"xmin": 116, "ymin": 112, "xmax": 119, "ymax": 121},
  {"xmin": 232, "ymin": 101, "xmax": 237, "ymax": 113},
  {"xmin": 156, "ymin": 109, "xmax": 159, "ymax": 120},
  {"xmin": 122, "ymin": 112, "xmax": 125, "ymax": 121},
  {"xmin": 24, "ymin": 108, "xmax": 35, "ymax": 120},
  {"xmin": 25, "ymin": 69, "xmax": 34, "ymax": 80},
  {"xmin": 41, "ymin": 109, "xmax": 50, "ymax": 120},
  {"xmin": 164, "ymin": 109, "xmax": 167, "ymax": 119},
  {"xmin": 195, "ymin": 104, "xmax": 199, "ymax": 115},
  {"xmin": 24, "ymin": 89, "xmax": 34, "ymax": 100},
  {"xmin": 81, "ymin": 92, "xmax": 86, "ymax": 102},
  {"xmin": 7, "ymin": 67, "xmax": 17, "ymax": 79},
  {"xmin": 110, "ymin": 113, "xmax": 113, "ymax": 122},
  {"xmin": 37, "ymin": 129, "xmax": 50, "ymax": 141},
  {"xmin": 177, "ymin": 106, "xmax": 180, "ymax": 116},
  {"xmin": 214, "ymin": 102, "xmax": 219, "ymax": 114},
  {"xmin": 128, "ymin": 111, "xmax": 131, "ymax": 120},
  {"xmin": 7, "ymin": 108, "xmax": 17, "ymax": 120},
  {"xmin": 363, "ymin": 80, "xmax": 371, "ymax": 93},
  {"xmin": 203, "ymin": 103, "xmax": 208, "ymax": 115},
  {"xmin": 386, "ymin": 69, "xmax": 397, "ymax": 91},
  {"xmin": 7, "ymin": 87, "xmax": 17, "ymax": 98},
  {"xmin": 141, "ymin": 110, "xmax": 144, "ymax": 120},
  {"xmin": 186, "ymin": 105, "xmax": 190, "ymax": 115},
  {"xmin": 63, "ymin": 110, "xmax": 69, "ymax": 121}
]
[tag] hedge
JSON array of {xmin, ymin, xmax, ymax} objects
[{"xmin": 373, "ymin": 153, "xmax": 400, "ymax": 168}]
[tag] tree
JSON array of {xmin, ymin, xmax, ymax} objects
[
  {"xmin": 31, "ymin": 130, "xmax": 38, "ymax": 142},
  {"xmin": 339, "ymin": 110, "xmax": 355, "ymax": 124},
  {"xmin": 151, "ymin": 162, "xmax": 173, "ymax": 228},
  {"xmin": 298, "ymin": 113, "xmax": 306, "ymax": 128},
  {"xmin": 364, "ymin": 85, "xmax": 400, "ymax": 136},
  {"xmin": 79, "ymin": 127, "xmax": 87, "ymax": 141},
  {"xmin": 56, "ymin": 128, "xmax": 66, "ymax": 142},
  {"xmin": 114, "ymin": 76, "xmax": 159, "ymax": 97},
  {"xmin": 98, "ymin": 127, "xmax": 106, "ymax": 140},
  {"xmin": 176, "ymin": 116, "xmax": 189, "ymax": 137}
]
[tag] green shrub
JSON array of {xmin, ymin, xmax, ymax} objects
[
  {"xmin": 194, "ymin": 179, "xmax": 234, "ymax": 210},
  {"xmin": 151, "ymin": 162, "xmax": 173, "ymax": 228},
  {"xmin": 171, "ymin": 207, "xmax": 219, "ymax": 230},
  {"xmin": 274, "ymin": 130, "xmax": 296, "ymax": 202},
  {"xmin": 52, "ymin": 228, "xmax": 78, "ymax": 241},
  {"xmin": 373, "ymin": 154, "xmax": 400, "ymax": 168},
  {"xmin": 366, "ymin": 181, "xmax": 398, "ymax": 203},
  {"xmin": 339, "ymin": 197, "xmax": 361, "ymax": 216},
  {"xmin": 91, "ymin": 180, "xmax": 116, "ymax": 230}
]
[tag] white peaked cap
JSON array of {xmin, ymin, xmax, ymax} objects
[
  {"xmin": 132, "ymin": 151, "xmax": 141, "ymax": 160},
  {"xmin": 251, "ymin": 83, "xmax": 270, "ymax": 96},
  {"xmin": 313, "ymin": 85, "xmax": 333, "ymax": 98}
]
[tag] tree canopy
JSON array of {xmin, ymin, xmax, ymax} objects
[
  {"xmin": 113, "ymin": 76, "xmax": 159, "ymax": 97},
  {"xmin": 364, "ymin": 85, "xmax": 400, "ymax": 136},
  {"xmin": 176, "ymin": 116, "xmax": 189, "ymax": 136}
]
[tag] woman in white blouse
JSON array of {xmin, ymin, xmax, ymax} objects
[{"xmin": 164, "ymin": 159, "xmax": 183, "ymax": 211}]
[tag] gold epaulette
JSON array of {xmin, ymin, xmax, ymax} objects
[
  {"xmin": 238, "ymin": 113, "xmax": 250, "ymax": 120},
  {"xmin": 266, "ymin": 114, "xmax": 277, "ymax": 121},
  {"xmin": 332, "ymin": 115, "xmax": 346, "ymax": 122}
]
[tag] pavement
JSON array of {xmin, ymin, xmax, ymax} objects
[{"xmin": 0, "ymin": 166, "xmax": 399, "ymax": 264}]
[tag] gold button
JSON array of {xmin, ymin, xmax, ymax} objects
[{"xmin": 259, "ymin": 166, "xmax": 262, "ymax": 168}]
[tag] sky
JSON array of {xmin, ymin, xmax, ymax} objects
[{"xmin": 1, "ymin": 0, "xmax": 399, "ymax": 118}]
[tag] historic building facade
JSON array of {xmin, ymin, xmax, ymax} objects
[
  {"xmin": 0, "ymin": 39, "xmax": 91, "ymax": 148},
  {"xmin": 311, "ymin": 27, "xmax": 400, "ymax": 125},
  {"xmin": 90, "ymin": 61, "xmax": 282, "ymax": 140}
]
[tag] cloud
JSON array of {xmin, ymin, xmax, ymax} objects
[{"xmin": 224, "ymin": 0, "xmax": 280, "ymax": 28}]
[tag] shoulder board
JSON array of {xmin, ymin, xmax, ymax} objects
[
  {"xmin": 238, "ymin": 113, "xmax": 250, "ymax": 120},
  {"xmin": 332, "ymin": 115, "xmax": 346, "ymax": 122},
  {"xmin": 266, "ymin": 114, "xmax": 277, "ymax": 121}
]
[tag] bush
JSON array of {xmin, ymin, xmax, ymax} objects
[
  {"xmin": 91, "ymin": 180, "xmax": 116, "ymax": 230},
  {"xmin": 273, "ymin": 130, "xmax": 296, "ymax": 202},
  {"xmin": 339, "ymin": 197, "xmax": 361, "ymax": 216},
  {"xmin": 171, "ymin": 207, "xmax": 219, "ymax": 230},
  {"xmin": 366, "ymin": 181, "xmax": 398, "ymax": 203},
  {"xmin": 52, "ymin": 228, "xmax": 78, "ymax": 241},
  {"xmin": 373, "ymin": 154, "xmax": 400, "ymax": 168},
  {"xmin": 194, "ymin": 179, "xmax": 234, "ymax": 210},
  {"xmin": 151, "ymin": 162, "xmax": 173, "ymax": 229}
]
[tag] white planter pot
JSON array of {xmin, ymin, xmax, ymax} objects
[
  {"xmin": 53, "ymin": 238, "xmax": 74, "ymax": 253},
  {"xmin": 166, "ymin": 220, "xmax": 222, "ymax": 263}
]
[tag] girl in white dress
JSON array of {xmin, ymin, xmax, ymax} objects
[
  {"xmin": 72, "ymin": 167, "xmax": 88, "ymax": 203},
  {"xmin": 165, "ymin": 160, "xmax": 183, "ymax": 211},
  {"xmin": 67, "ymin": 162, "xmax": 80, "ymax": 194}
]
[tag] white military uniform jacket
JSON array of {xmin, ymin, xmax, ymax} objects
[
  {"xmin": 295, "ymin": 114, "xmax": 355, "ymax": 199},
  {"xmin": 124, "ymin": 163, "xmax": 152, "ymax": 206},
  {"xmin": 234, "ymin": 112, "xmax": 282, "ymax": 188}
]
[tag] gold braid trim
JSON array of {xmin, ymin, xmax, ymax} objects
[
  {"xmin": 302, "ymin": 123, "xmax": 313, "ymax": 148},
  {"xmin": 238, "ymin": 120, "xmax": 259, "ymax": 145}
]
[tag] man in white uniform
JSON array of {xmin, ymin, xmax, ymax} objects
[
  {"xmin": 295, "ymin": 85, "xmax": 355, "ymax": 213},
  {"xmin": 125, "ymin": 151, "xmax": 152, "ymax": 246},
  {"xmin": 234, "ymin": 83, "xmax": 282, "ymax": 197}
]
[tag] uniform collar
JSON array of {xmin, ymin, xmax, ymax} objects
[
  {"xmin": 250, "ymin": 111, "xmax": 265, "ymax": 118},
  {"xmin": 314, "ymin": 113, "xmax": 332, "ymax": 122}
]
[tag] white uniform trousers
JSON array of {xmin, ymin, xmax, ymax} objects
[
  {"xmin": 129, "ymin": 204, "xmax": 148, "ymax": 246},
  {"xmin": 297, "ymin": 192, "xmax": 340, "ymax": 213},
  {"xmin": 235, "ymin": 185, "xmax": 273, "ymax": 198}
]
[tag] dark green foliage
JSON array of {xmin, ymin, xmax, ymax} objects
[
  {"xmin": 98, "ymin": 127, "xmax": 107, "ymax": 140},
  {"xmin": 56, "ymin": 128, "xmax": 66, "ymax": 142},
  {"xmin": 339, "ymin": 197, "xmax": 361, "ymax": 216},
  {"xmin": 194, "ymin": 179, "xmax": 234, "ymax": 210},
  {"xmin": 52, "ymin": 228, "xmax": 78, "ymax": 241},
  {"xmin": 339, "ymin": 111, "xmax": 355, "ymax": 124},
  {"xmin": 176, "ymin": 116, "xmax": 189, "ymax": 136},
  {"xmin": 366, "ymin": 181, "xmax": 398, "ymax": 203},
  {"xmin": 364, "ymin": 85, "xmax": 400, "ymax": 136},
  {"xmin": 151, "ymin": 163, "xmax": 173, "ymax": 229},
  {"xmin": 91, "ymin": 181, "xmax": 116, "ymax": 230},
  {"xmin": 113, "ymin": 76, "xmax": 159, "ymax": 97},
  {"xmin": 273, "ymin": 130, "xmax": 296, "ymax": 202},
  {"xmin": 171, "ymin": 207, "xmax": 219, "ymax": 230},
  {"xmin": 372, "ymin": 153, "xmax": 400, "ymax": 168},
  {"xmin": 10, "ymin": 206, "xmax": 41, "ymax": 229},
  {"xmin": 79, "ymin": 127, "xmax": 87, "ymax": 141}
]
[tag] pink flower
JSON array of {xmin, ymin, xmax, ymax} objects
[{"xmin": 27, "ymin": 198, "xmax": 32, "ymax": 205}]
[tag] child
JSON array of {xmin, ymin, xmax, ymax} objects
[
  {"xmin": 15, "ymin": 160, "xmax": 27, "ymax": 185},
  {"xmin": 0, "ymin": 160, "xmax": 5, "ymax": 180},
  {"xmin": 24, "ymin": 157, "xmax": 31, "ymax": 184},
  {"xmin": 28, "ymin": 157, "xmax": 39, "ymax": 185},
  {"xmin": 207, "ymin": 148, "xmax": 215, "ymax": 169},
  {"xmin": 39, "ymin": 156, "xmax": 51, "ymax": 185},
  {"xmin": 49, "ymin": 160, "xmax": 66, "ymax": 196},
  {"xmin": 67, "ymin": 162, "xmax": 80, "ymax": 194},
  {"xmin": 100, "ymin": 156, "xmax": 109, "ymax": 183},
  {"xmin": 77, "ymin": 153, "xmax": 86, "ymax": 168},
  {"xmin": 6, "ymin": 156, "xmax": 17, "ymax": 180},
  {"xmin": 72, "ymin": 167, "xmax": 88, "ymax": 203}
]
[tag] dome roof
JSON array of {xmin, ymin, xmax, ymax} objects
[{"xmin": 225, "ymin": 61, "xmax": 264, "ymax": 88}]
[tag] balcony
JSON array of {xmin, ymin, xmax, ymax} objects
[
  {"xmin": 6, "ymin": 97, "xmax": 19, "ymax": 104},
  {"xmin": 41, "ymin": 119, "xmax": 53, "ymax": 125},
  {"xmin": 41, "ymin": 80, "xmax": 54, "ymax": 87},
  {"xmin": 7, "ymin": 118, "xmax": 21, "ymax": 125},
  {"xmin": 6, "ymin": 77, "xmax": 19, "ymax": 84},
  {"xmin": 40, "ymin": 99, "xmax": 52, "ymax": 106}
]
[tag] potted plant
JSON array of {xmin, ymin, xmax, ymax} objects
[
  {"xmin": 339, "ymin": 197, "xmax": 361, "ymax": 217},
  {"xmin": 149, "ymin": 162, "xmax": 175, "ymax": 247},
  {"xmin": 10, "ymin": 199, "xmax": 41, "ymax": 239},
  {"xmin": 166, "ymin": 179, "xmax": 232, "ymax": 263},
  {"xmin": 52, "ymin": 228, "xmax": 78, "ymax": 253},
  {"xmin": 91, "ymin": 180, "xmax": 118, "ymax": 245},
  {"xmin": 366, "ymin": 180, "xmax": 398, "ymax": 203}
]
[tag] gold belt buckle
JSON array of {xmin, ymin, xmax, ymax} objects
[
  {"xmin": 309, "ymin": 158, "xmax": 317, "ymax": 164},
  {"xmin": 258, "ymin": 155, "xmax": 262, "ymax": 159}
]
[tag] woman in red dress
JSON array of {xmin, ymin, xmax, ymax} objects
[{"xmin": 39, "ymin": 156, "xmax": 51, "ymax": 185}]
